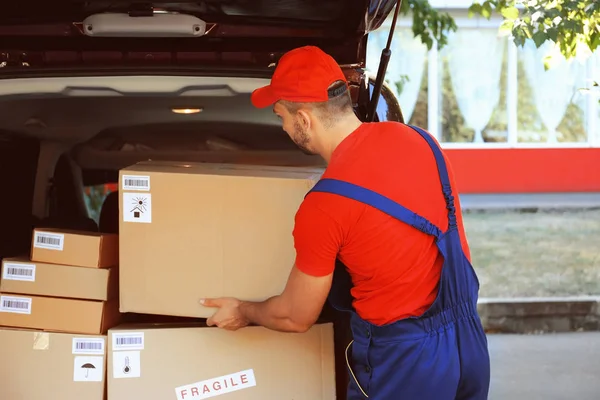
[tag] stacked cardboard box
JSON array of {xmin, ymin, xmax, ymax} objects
[
  {"xmin": 108, "ymin": 161, "xmax": 338, "ymax": 399},
  {"xmin": 107, "ymin": 322, "xmax": 335, "ymax": 399},
  {"xmin": 1, "ymin": 161, "xmax": 339, "ymax": 399},
  {"xmin": 0, "ymin": 228, "xmax": 120, "ymax": 399},
  {"xmin": 118, "ymin": 161, "xmax": 323, "ymax": 318}
]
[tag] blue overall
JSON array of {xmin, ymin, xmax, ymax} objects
[{"xmin": 307, "ymin": 124, "xmax": 491, "ymax": 399}]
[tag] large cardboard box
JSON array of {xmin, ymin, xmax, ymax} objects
[
  {"xmin": 31, "ymin": 228, "xmax": 118, "ymax": 268},
  {"xmin": 0, "ymin": 328, "xmax": 107, "ymax": 400},
  {"xmin": 118, "ymin": 162, "xmax": 321, "ymax": 318},
  {"xmin": 1, "ymin": 256, "xmax": 117, "ymax": 301},
  {"xmin": 107, "ymin": 322, "xmax": 335, "ymax": 400},
  {"xmin": 0, "ymin": 293, "xmax": 120, "ymax": 334}
]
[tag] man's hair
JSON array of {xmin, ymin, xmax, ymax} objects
[{"xmin": 278, "ymin": 80, "xmax": 353, "ymax": 129}]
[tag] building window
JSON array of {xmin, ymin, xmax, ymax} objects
[
  {"xmin": 367, "ymin": 12, "xmax": 599, "ymax": 148},
  {"xmin": 438, "ymin": 27, "xmax": 508, "ymax": 143},
  {"xmin": 516, "ymin": 41, "xmax": 588, "ymax": 144}
]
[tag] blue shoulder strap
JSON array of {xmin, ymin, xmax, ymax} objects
[
  {"xmin": 309, "ymin": 178, "xmax": 442, "ymax": 238},
  {"xmin": 306, "ymin": 124, "xmax": 457, "ymax": 237},
  {"xmin": 407, "ymin": 124, "xmax": 457, "ymax": 229}
]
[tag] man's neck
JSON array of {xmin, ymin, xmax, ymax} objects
[{"xmin": 319, "ymin": 117, "xmax": 364, "ymax": 163}]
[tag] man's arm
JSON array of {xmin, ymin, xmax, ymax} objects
[
  {"xmin": 238, "ymin": 265, "xmax": 333, "ymax": 332},
  {"xmin": 201, "ymin": 265, "xmax": 332, "ymax": 333},
  {"xmin": 202, "ymin": 196, "xmax": 341, "ymax": 332}
]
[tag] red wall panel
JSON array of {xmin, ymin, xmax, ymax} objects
[{"xmin": 444, "ymin": 148, "xmax": 600, "ymax": 194}]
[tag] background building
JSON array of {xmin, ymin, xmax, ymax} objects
[{"xmin": 366, "ymin": 0, "xmax": 600, "ymax": 194}]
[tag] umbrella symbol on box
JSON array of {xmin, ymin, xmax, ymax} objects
[{"xmin": 81, "ymin": 363, "xmax": 96, "ymax": 378}]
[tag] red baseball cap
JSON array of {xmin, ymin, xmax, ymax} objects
[{"xmin": 250, "ymin": 46, "xmax": 348, "ymax": 108}]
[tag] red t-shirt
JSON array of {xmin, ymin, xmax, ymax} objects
[{"xmin": 293, "ymin": 121, "xmax": 471, "ymax": 326}]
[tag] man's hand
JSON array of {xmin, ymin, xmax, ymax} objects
[
  {"xmin": 200, "ymin": 265, "xmax": 332, "ymax": 333},
  {"xmin": 201, "ymin": 297, "xmax": 250, "ymax": 331}
]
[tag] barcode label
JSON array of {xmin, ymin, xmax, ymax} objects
[
  {"xmin": 122, "ymin": 175, "xmax": 150, "ymax": 191},
  {"xmin": 33, "ymin": 231, "xmax": 64, "ymax": 251},
  {"xmin": 2, "ymin": 262, "xmax": 36, "ymax": 282},
  {"xmin": 0, "ymin": 296, "xmax": 32, "ymax": 314},
  {"xmin": 73, "ymin": 338, "xmax": 105, "ymax": 355},
  {"xmin": 113, "ymin": 332, "xmax": 144, "ymax": 350}
]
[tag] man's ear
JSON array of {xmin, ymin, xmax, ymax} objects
[{"xmin": 296, "ymin": 109, "xmax": 313, "ymax": 131}]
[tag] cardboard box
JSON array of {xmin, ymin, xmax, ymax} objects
[
  {"xmin": 0, "ymin": 328, "xmax": 107, "ymax": 400},
  {"xmin": 107, "ymin": 322, "xmax": 335, "ymax": 400},
  {"xmin": 1, "ymin": 256, "xmax": 117, "ymax": 301},
  {"xmin": 31, "ymin": 228, "xmax": 118, "ymax": 268},
  {"xmin": 0, "ymin": 293, "xmax": 120, "ymax": 334},
  {"xmin": 118, "ymin": 162, "xmax": 321, "ymax": 318}
]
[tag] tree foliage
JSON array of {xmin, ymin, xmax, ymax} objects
[
  {"xmin": 402, "ymin": 0, "xmax": 599, "ymax": 103},
  {"xmin": 470, "ymin": 0, "xmax": 599, "ymax": 61},
  {"xmin": 403, "ymin": 0, "xmax": 599, "ymax": 60},
  {"xmin": 399, "ymin": 0, "xmax": 458, "ymax": 50}
]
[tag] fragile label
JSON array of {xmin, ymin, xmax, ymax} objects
[
  {"xmin": 112, "ymin": 332, "xmax": 144, "ymax": 351},
  {"xmin": 112, "ymin": 351, "xmax": 141, "ymax": 379},
  {"xmin": 33, "ymin": 231, "xmax": 64, "ymax": 251},
  {"xmin": 122, "ymin": 175, "xmax": 151, "ymax": 191},
  {"xmin": 73, "ymin": 337, "xmax": 105, "ymax": 355},
  {"xmin": 122, "ymin": 192, "xmax": 152, "ymax": 224},
  {"xmin": 2, "ymin": 262, "xmax": 36, "ymax": 282},
  {"xmin": 175, "ymin": 369, "xmax": 257, "ymax": 400},
  {"xmin": 74, "ymin": 356, "xmax": 104, "ymax": 382},
  {"xmin": 0, "ymin": 295, "xmax": 32, "ymax": 314}
]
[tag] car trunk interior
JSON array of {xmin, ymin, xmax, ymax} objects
[
  {"xmin": 0, "ymin": 2, "xmax": 405, "ymax": 397},
  {"xmin": 0, "ymin": 74, "xmax": 336, "ymax": 251},
  {"xmin": 0, "ymin": 74, "xmax": 355, "ymax": 397}
]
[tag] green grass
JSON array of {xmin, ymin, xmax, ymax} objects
[{"xmin": 463, "ymin": 209, "xmax": 600, "ymax": 298}]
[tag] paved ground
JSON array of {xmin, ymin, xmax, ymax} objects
[{"xmin": 488, "ymin": 332, "xmax": 600, "ymax": 399}]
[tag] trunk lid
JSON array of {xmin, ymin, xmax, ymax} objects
[{"xmin": 0, "ymin": 1, "xmax": 398, "ymax": 72}]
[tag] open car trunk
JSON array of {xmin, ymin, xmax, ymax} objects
[
  {"xmin": 0, "ymin": 72, "xmax": 373, "ymax": 399},
  {"xmin": 0, "ymin": 2, "xmax": 404, "ymax": 398}
]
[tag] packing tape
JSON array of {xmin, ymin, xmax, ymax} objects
[{"xmin": 33, "ymin": 332, "xmax": 50, "ymax": 350}]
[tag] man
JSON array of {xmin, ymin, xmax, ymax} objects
[{"xmin": 201, "ymin": 45, "xmax": 491, "ymax": 400}]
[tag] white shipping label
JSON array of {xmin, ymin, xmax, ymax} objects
[
  {"xmin": 73, "ymin": 338, "xmax": 105, "ymax": 355},
  {"xmin": 2, "ymin": 262, "xmax": 36, "ymax": 282},
  {"xmin": 175, "ymin": 369, "xmax": 257, "ymax": 400},
  {"xmin": 112, "ymin": 351, "xmax": 141, "ymax": 379},
  {"xmin": 33, "ymin": 231, "xmax": 64, "ymax": 251},
  {"xmin": 122, "ymin": 175, "xmax": 151, "ymax": 191},
  {"xmin": 73, "ymin": 356, "xmax": 104, "ymax": 382},
  {"xmin": 112, "ymin": 332, "xmax": 144, "ymax": 351},
  {"xmin": 0, "ymin": 295, "xmax": 32, "ymax": 314},
  {"xmin": 122, "ymin": 192, "xmax": 152, "ymax": 223}
]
